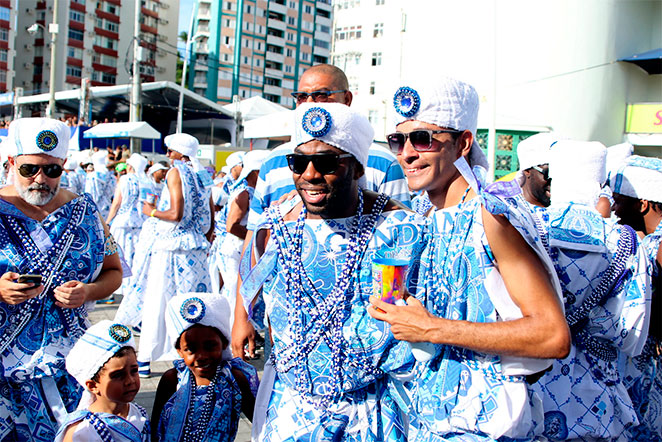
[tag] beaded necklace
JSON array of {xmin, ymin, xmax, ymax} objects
[
  {"xmin": 182, "ymin": 363, "xmax": 221, "ymax": 442},
  {"xmin": 268, "ymin": 190, "xmax": 388, "ymax": 407}
]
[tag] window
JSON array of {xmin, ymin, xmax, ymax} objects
[
  {"xmin": 304, "ymin": 5, "xmax": 312, "ymax": 14},
  {"xmin": 35, "ymin": 46, "xmax": 43, "ymax": 56},
  {"xmin": 373, "ymin": 23, "xmax": 383, "ymax": 37},
  {"xmin": 66, "ymin": 65, "xmax": 82, "ymax": 77},
  {"xmin": 314, "ymin": 39, "xmax": 329, "ymax": 49},
  {"xmin": 72, "ymin": 0, "xmax": 85, "ymax": 4},
  {"xmin": 245, "ymin": 4, "xmax": 252, "ymax": 13},
  {"xmin": 285, "ymin": 65, "xmax": 293, "ymax": 73},
  {"xmin": 254, "ymin": 59, "xmax": 261, "ymax": 67},
  {"xmin": 287, "ymin": 32, "xmax": 295, "ymax": 42},
  {"xmin": 376, "ymin": 0, "xmax": 384, "ymax": 4},
  {"xmin": 67, "ymin": 46, "xmax": 83, "ymax": 58},
  {"xmin": 371, "ymin": 52, "xmax": 381, "ymax": 66},
  {"xmin": 70, "ymin": 10, "xmax": 85, "ymax": 23},
  {"xmin": 302, "ymin": 36, "xmax": 310, "ymax": 46},
  {"xmin": 34, "ymin": 65, "xmax": 43, "ymax": 75},
  {"xmin": 369, "ymin": 82, "xmax": 375, "ymax": 95},
  {"xmin": 287, "ymin": 16, "xmax": 295, "ymax": 25},
  {"xmin": 101, "ymin": 72, "xmax": 116, "ymax": 83},
  {"xmin": 301, "ymin": 51, "xmax": 309, "ymax": 61},
  {"xmin": 264, "ymin": 93, "xmax": 280, "ymax": 103},
  {"xmin": 0, "ymin": 71, "xmax": 6, "ymax": 83},
  {"xmin": 288, "ymin": 1, "xmax": 297, "ymax": 8},
  {"xmin": 317, "ymin": 24, "xmax": 330, "ymax": 33},
  {"xmin": 0, "ymin": 49, "xmax": 6, "ymax": 62},
  {"xmin": 286, "ymin": 48, "xmax": 293, "ymax": 57},
  {"xmin": 104, "ymin": 3, "xmax": 118, "ymax": 15},
  {"xmin": 265, "ymin": 77, "xmax": 281, "ymax": 86},
  {"xmin": 0, "ymin": 29, "xmax": 7, "ymax": 41},
  {"xmin": 0, "ymin": 7, "xmax": 9, "ymax": 21},
  {"xmin": 68, "ymin": 29, "xmax": 84, "ymax": 41}
]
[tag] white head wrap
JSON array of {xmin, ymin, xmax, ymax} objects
[
  {"xmin": 221, "ymin": 165, "xmax": 231, "ymax": 175},
  {"xmin": 549, "ymin": 140, "xmax": 607, "ymax": 207},
  {"xmin": 77, "ymin": 150, "xmax": 93, "ymax": 166},
  {"xmin": 517, "ymin": 132, "xmax": 564, "ymax": 171},
  {"xmin": 6, "ymin": 118, "xmax": 70, "ymax": 159},
  {"xmin": 63, "ymin": 157, "xmax": 77, "ymax": 171},
  {"xmin": 126, "ymin": 153, "xmax": 148, "ymax": 177},
  {"xmin": 605, "ymin": 142, "xmax": 633, "ymax": 179},
  {"xmin": 165, "ymin": 293, "xmax": 233, "ymax": 360},
  {"xmin": 91, "ymin": 150, "xmax": 108, "ymax": 171},
  {"xmin": 391, "ymin": 76, "xmax": 487, "ymax": 169},
  {"xmin": 610, "ymin": 155, "xmax": 662, "ymax": 203},
  {"xmin": 66, "ymin": 320, "xmax": 135, "ymax": 408},
  {"xmin": 236, "ymin": 150, "xmax": 270, "ymax": 183},
  {"xmin": 147, "ymin": 162, "xmax": 168, "ymax": 176},
  {"xmin": 164, "ymin": 133, "xmax": 199, "ymax": 158},
  {"xmin": 225, "ymin": 151, "xmax": 245, "ymax": 169},
  {"xmin": 294, "ymin": 102, "xmax": 373, "ymax": 169}
]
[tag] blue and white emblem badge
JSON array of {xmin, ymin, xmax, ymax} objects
[
  {"xmin": 36, "ymin": 130, "xmax": 58, "ymax": 152},
  {"xmin": 109, "ymin": 324, "xmax": 132, "ymax": 343},
  {"xmin": 302, "ymin": 107, "xmax": 332, "ymax": 137},
  {"xmin": 393, "ymin": 86, "xmax": 420, "ymax": 118},
  {"xmin": 180, "ymin": 297, "xmax": 206, "ymax": 324}
]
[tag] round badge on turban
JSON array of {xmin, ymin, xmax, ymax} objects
[
  {"xmin": 393, "ymin": 86, "xmax": 420, "ymax": 118},
  {"xmin": 108, "ymin": 323, "xmax": 132, "ymax": 344},
  {"xmin": 302, "ymin": 107, "xmax": 333, "ymax": 137},
  {"xmin": 36, "ymin": 130, "xmax": 59, "ymax": 152},
  {"xmin": 180, "ymin": 297, "xmax": 206, "ymax": 324}
]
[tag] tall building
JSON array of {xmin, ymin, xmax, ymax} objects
[
  {"xmin": 14, "ymin": 0, "xmax": 179, "ymax": 100},
  {"xmin": 190, "ymin": 0, "xmax": 333, "ymax": 107},
  {"xmin": 0, "ymin": 0, "xmax": 16, "ymax": 93}
]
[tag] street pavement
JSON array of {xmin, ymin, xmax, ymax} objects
[{"xmin": 89, "ymin": 297, "xmax": 263, "ymax": 441}]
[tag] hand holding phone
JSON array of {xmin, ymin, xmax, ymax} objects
[{"xmin": 17, "ymin": 274, "xmax": 43, "ymax": 286}]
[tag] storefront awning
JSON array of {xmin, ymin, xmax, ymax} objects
[{"xmin": 619, "ymin": 48, "xmax": 662, "ymax": 75}]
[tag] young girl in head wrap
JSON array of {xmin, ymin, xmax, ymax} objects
[
  {"xmin": 56, "ymin": 320, "xmax": 149, "ymax": 442},
  {"xmin": 152, "ymin": 293, "xmax": 259, "ymax": 442}
]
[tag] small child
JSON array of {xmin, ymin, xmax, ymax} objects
[
  {"xmin": 55, "ymin": 320, "xmax": 150, "ymax": 442},
  {"xmin": 153, "ymin": 293, "xmax": 259, "ymax": 442}
]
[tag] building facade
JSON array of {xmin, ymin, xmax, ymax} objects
[
  {"xmin": 0, "ymin": 0, "xmax": 16, "ymax": 93},
  {"xmin": 14, "ymin": 0, "xmax": 179, "ymax": 100},
  {"xmin": 189, "ymin": 0, "xmax": 333, "ymax": 107}
]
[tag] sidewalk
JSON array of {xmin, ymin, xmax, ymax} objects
[{"xmin": 89, "ymin": 299, "xmax": 262, "ymax": 441}]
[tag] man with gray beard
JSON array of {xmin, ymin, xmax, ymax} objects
[{"xmin": 0, "ymin": 118, "xmax": 122, "ymax": 441}]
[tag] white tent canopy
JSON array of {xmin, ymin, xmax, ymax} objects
[
  {"xmin": 83, "ymin": 122, "xmax": 161, "ymax": 139},
  {"xmin": 243, "ymin": 109, "xmax": 293, "ymax": 139},
  {"xmin": 223, "ymin": 96, "xmax": 288, "ymax": 121}
]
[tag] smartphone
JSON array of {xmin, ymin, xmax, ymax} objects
[{"xmin": 17, "ymin": 274, "xmax": 42, "ymax": 285}]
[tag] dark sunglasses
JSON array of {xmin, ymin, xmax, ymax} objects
[
  {"xmin": 290, "ymin": 90, "xmax": 347, "ymax": 104},
  {"xmin": 286, "ymin": 153, "xmax": 352, "ymax": 175},
  {"xmin": 386, "ymin": 129, "xmax": 462, "ymax": 154},
  {"xmin": 17, "ymin": 163, "xmax": 64, "ymax": 178},
  {"xmin": 531, "ymin": 165, "xmax": 551, "ymax": 181}
]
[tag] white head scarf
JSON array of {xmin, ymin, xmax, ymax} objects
[
  {"xmin": 549, "ymin": 140, "xmax": 607, "ymax": 207},
  {"xmin": 6, "ymin": 118, "xmax": 70, "ymax": 160},
  {"xmin": 236, "ymin": 150, "xmax": 270, "ymax": 184},
  {"xmin": 91, "ymin": 150, "xmax": 108, "ymax": 171},
  {"xmin": 610, "ymin": 155, "xmax": 662, "ymax": 203},
  {"xmin": 126, "ymin": 153, "xmax": 148, "ymax": 177}
]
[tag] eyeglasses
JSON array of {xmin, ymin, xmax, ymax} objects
[
  {"xmin": 286, "ymin": 153, "xmax": 353, "ymax": 175},
  {"xmin": 531, "ymin": 165, "xmax": 551, "ymax": 181},
  {"xmin": 17, "ymin": 163, "xmax": 63, "ymax": 178},
  {"xmin": 290, "ymin": 90, "xmax": 347, "ymax": 104},
  {"xmin": 386, "ymin": 129, "xmax": 462, "ymax": 154}
]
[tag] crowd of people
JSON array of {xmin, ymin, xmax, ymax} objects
[{"xmin": 0, "ymin": 63, "xmax": 659, "ymax": 442}]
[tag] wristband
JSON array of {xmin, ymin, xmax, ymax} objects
[{"xmin": 150, "ymin": 209, "xmax": 157, "ymax": 217}]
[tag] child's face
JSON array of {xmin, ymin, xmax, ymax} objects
[
  {"xmin": 177, "ymin": 326, "xmax": 226, "ymax": 383},
  {"xmin": 87, "ymin": 351, "xmax": 140, "ymax": 404}
]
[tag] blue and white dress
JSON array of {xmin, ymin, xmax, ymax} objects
[
  {"xmin": 251, "ymin": 194, "xmax": 428, "ymax": 442},
  {"xmin": 54, "ymin": 402, "xmax": 149, "ymax": 442},
  {"xmin": 109, "ymin": 173, "xmax": 149, "ymax": 294},
  {"xmin": 531, "ymin": 204, "xmax": 651, "ymax": 441},
  {"xmin": 115, "ymin": 161, "xmax": 212, "ymax": 362},
  {"xmin": 85, "ymin": 170, "xmax": 116, "ymax": 219},
  {"xmin": 157, "ymin": 358, "xmax": 258, "ymax": 442},
  {"xmin": 0, "ymin": 194, "xmax": 107, "ymax": 442}
]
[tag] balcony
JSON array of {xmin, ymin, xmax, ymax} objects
[
  {"xmin": 263, "ymin": 84, "xmax": 282, "ymax": 96},
  {"xmin": 267, "ymin": 18, "xmax": 286, "ymax": 31},
  {"xmin": 270, "ymin": 2, "xmax": 287, "ymax": 15},
  {"xmin": 265, "ymin": 67, "xmax": 284, "ymax": 78},
  {"xmin": 265, "ymin": 50, "xmax": 284, "ymax": 63},
  {"xmin": 266, "ymin": 34, "xmax": 285, "ymax": 47}
]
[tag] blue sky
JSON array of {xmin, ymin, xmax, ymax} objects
[{"xmin": 178, "ymin": 0, "xmax": 196, "ymax": 50}]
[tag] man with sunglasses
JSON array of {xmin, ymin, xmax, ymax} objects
[
  {"xmin": 233, "ymin": 63, "xmax": 411, "ymax": 359},
  {"xmin": 516, "ymin": 132, "xmax": 560, "ymax": 208},
  {"xmin": 245, "ymin": 103, "xmax": 427, "ymax": 441},
  {"xmin": 0, "ymin": 118, "xmax": 123, "ymax": 441},
  {"xmin": 369, "ymin": 77, "xmax": 571, "ymax": 440}
]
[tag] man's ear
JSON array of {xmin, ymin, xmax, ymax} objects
[
  {"xmin": 353, "ymin": 160, "xmax": 364, "ymax": 180},
  {"xmin": 640, "ymin": 199, "xmax": 650, "ymax": 215},
  {"xmin": 457, "ymin": 130, "xmax": 473, "ymax": 158},
  {"xmin": 7, "ymin": 156, "xmax": 14, "ymax": 167},
  {"xmin": 85, "ymin": 379, "xmax": 99, "ymax": 395}
]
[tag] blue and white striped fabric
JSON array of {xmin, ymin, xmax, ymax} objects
[{"xmin": 246, "ymin": 142, "xmax": 411, "ymax": 230}]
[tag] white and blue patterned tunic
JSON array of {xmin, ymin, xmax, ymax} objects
[
  {"xmin": 115, "ymin": 161, "xmax": 212, "ymax": 362},
  {"xmin": 61, "ymin": 171, "xmax": 85, "ymax": 195},
  {"xmin": 253, "ymin": 200, "xmax": 428, "ymax": 441},
  {"xmin": 0, "ymin": 194, "xmax": 106, "ymax": 442},
  {"xmin": 531, "ymin": 204, "xmax": 651, "ymax": 441},
  {"xmin": 85, "ymin": 170, "xmax": 116, "ymax": 219},
  {"xmin": 246, "ymin": 142, "xmax": 412, "ymax": 230},
  {"xmin": 54, "ymin": 402, "xmax": 149, "ymax": 442}
]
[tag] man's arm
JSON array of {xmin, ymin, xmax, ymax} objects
[
  {"xmin": 370, "ymin": 208, "xmax": 570, "ymax": 359},
  {"xmin": 226, "ymin": 191, "xmax": 250, "ymax": 239},
  {"xmin": 106, "ymin": 183, "xmax": 123, "ymax": 224},
  {"xmin": 142, "ymin": 168, "xmax": 184, "ymax": 222},
  {"xmin": 232, "ymin": 228, "xmax": 256, "ymax": 360}
]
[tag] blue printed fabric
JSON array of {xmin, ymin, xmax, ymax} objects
[
  {"xmin": 411, "ymin": 192, "xmax": 433, "ymax": 216},
  {"xmin": 531, "ymin": 204, "xmax": 651, "ymax": 441},
  {"xmin": 0, "ymin": 194, "xmax": 106, "ymax": 441},
  {"xmin": 85, "ymin": 170, "xmax": 116, "ymax": 219},
  {"xmin": 246, "ymin": 142, "xmax": 412, "ymax": 230},
  {"xmin": 61, "ymin": 171, "xmax": 84, "ymax": 195},
  {"xmin": 258, "ymin": 203, "xmax": 428, "ymax": 440},
  {"xmin": 54, "ymin": 402, "xmax": 150, "ymax": 442},
  {"xmin": 158, "ymin": 358, "xmax": 258, "ymax": 442}
]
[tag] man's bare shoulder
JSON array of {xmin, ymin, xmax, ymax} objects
[{"xmin": 363, "ymin": 190, "xmax": 412, "ymax": 214}]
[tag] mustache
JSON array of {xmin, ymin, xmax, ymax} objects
[{"xmin": 28, "ymin": 183, "xmax": 54, "ymax": 192}]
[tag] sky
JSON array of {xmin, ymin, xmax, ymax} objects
[{"xmin": 178, "ymin": 0, "xmax": 196, "ymax": 51}]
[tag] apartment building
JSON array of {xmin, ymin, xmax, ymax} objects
[
  {"xmin": 190, "ymin": 0, "xmax": 333, "ymax": 107},
  {"xmin": 0, "ymin": 0, "xmax": 16, "ymax": 93},
  {"xmin": 14, "ymin": 0, "xmax": 179, "ymax": 98}
]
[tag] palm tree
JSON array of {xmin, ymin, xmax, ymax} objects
[{"xmin": 176, "ymin": 31, "xmax": 188, "ymax": 85}]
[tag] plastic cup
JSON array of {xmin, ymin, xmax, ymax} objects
[{"xmin": 372, "ymin": 257, "xmax": 409, "ymax": 306}]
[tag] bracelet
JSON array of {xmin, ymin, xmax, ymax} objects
[{"xmin": 150, "ymin": 209, "xmax": 157, "ymax": 217}]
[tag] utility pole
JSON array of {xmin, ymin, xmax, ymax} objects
[
  {"xmin": 130, "ymin": 0, "xmax": 142, "ymax": 153},
  {"xmin": 46, "ymin": 0, "xmax": 59, "ymax": 118}
]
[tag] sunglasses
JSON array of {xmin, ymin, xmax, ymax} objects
[
  {"xmin": 286, "ymin": 153, "xmax": 353, "ymax": 175},
  {"xmin": 17, "ymin": 163, "xmax": 64, "ymax": 178},
  {"xmin": 290, "ymin": 90, "xmax": 347, "ymax": 104},
  {"xmin": 386, "ymin": 129, "xmax": 462, "ymax": 154},
  {"xmin": 531, "ymin": 165, "xmax": 551, "ymax": 181}
]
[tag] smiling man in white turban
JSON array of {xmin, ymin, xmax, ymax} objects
[
  {"xmin": 0, "ymin": 118, "xmax": 122, "ymax": 441},
  {"xmin": 115, "ymin": 133, "xmax": 214, "ymax": 378}
]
